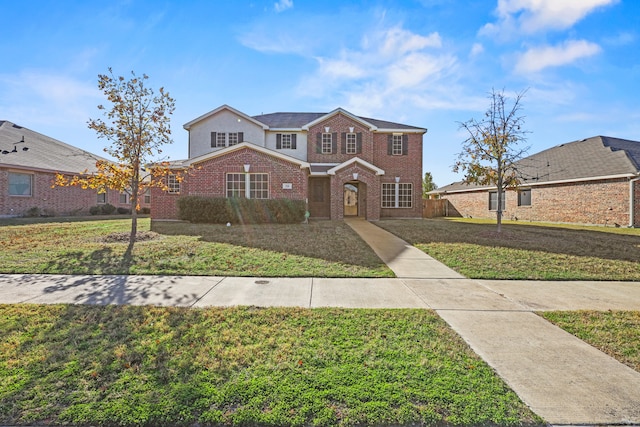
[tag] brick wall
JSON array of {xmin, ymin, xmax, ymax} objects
[
  {"xmin": 374, "ymin": 133, "xmax": 423, "ymax": 218},
  {"xmin": 330, "ymin": 165, "xmax": 381, "ymax": 220},
  {"xmin": 0, "ymin": 168, "xmax": 127, "ymax": 217},
  {"xmin": 307, "ymin": 113, "xmax": 375, "ymax": 164},
  {"xmin": 441, "ymin": 178, "xmax": 633, "ymax": 226},
  {"xmin": 151, "ymin": 147, "xmax": 308, "ymax": 220}
]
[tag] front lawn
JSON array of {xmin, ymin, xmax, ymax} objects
[
  {"xmin": 378, "ymin": 218, "xmax": 640, "ymax": 280},
  {"xmin": 0, "ymin": 304, "xmax": 543, "ymax": 426},
  {"xmin": 0, "ymin": 218, "xmax": 392, "ymax": 278}
]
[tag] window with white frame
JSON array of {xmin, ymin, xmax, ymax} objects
[
  {"xmin": 281, "ymin": 134, "xmax": 292, "ymax": 149},
  {"xmin": 8, "ymin": 172, "xmax": 32, "ymax": 196},
  {"xmin": 226, "ymin": 173, "xmax": 269, "ymax": 199},
  {"xmin": 346, "ymin": 133, "xmax": 357, "ymax": 154},
  {"xmin": 119, "ymin": 192, "xmax": 128, "ymax": 204},
  {"xmin": 144, "ymin": 188, "xmax": 151, "ymax": 204},
  {"xmin": 216, "ymin": 132, "xmax": 226, "ymax": 148},
  {"xmin": 228, "ymin": 132, "xmax": 239, "ymax": 146},
  {"xmin": 382, "ymin": 183, "xmax": 413, "ymax": 208},
  {"xmin": 167, "ymin": 174, "xmax": 181, "ymax": 194},
  {"xmin": 249, "ymin": 174, "xmax": 269, "ymax": 199},
  {"xmin": 392, "ymin": 134, "xmax": 403, "ymax": 155},
  {"xmin": 489, "ymin": 191, "xmax": 505, "ymax": 211},
  {"xmin": 226, "ymin": 173, "xmax": 245, "ymax": 198},
  {"xmin": 322, "ymin": 133, "xmax": 332, "ymax": 154}
]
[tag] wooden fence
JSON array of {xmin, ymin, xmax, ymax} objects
[{"xmin": 422, "ymin": 199, "xmax": 449, "ymax": 218}]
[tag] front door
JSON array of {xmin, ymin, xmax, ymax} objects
[{"xmin": 344, "ymin": 183, "xmax": 358, "ymax": 216}]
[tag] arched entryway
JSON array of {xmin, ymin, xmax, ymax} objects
[{"xmin": 343, "ymin": 181, "xmax": 367, "ymax": 217}]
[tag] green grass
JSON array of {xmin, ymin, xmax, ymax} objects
[
  {"xmin": 0, "ymin": 217, "xmax": 392, "ymax": 277},
  {"xmin": 377, "ymin": 218, "xmax": 640, "ymax": 280},
  {"xmin": 540, "ymin": 311, "xmax": 640, "ymax": 372},
  {"xmin": 0, "ymin": 304, "xmax": 543, "ymax": 427}
]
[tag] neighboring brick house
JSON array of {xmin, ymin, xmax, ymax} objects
[
  {"xmin": 431, "ymin": 136, "xmax": 640, "ymax": 227},
  {"xmin": 0, "ymin": 120, "xmax": 146, "ymax": 217},
  {"xmin": 151, "ymin": 105, "xmax": 426, "ymax": 221}
]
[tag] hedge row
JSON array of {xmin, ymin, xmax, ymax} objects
[{"xmin": 177, "ymin": 196, "xmax": 306, "ymax": 224}]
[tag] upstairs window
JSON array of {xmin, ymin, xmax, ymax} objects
[
  {"xmin": 216, "ymin": 132, "xmax": 226, "ymax": 148},
  {"xmin": 210, "ymin": 132, "xmax": 244, "ymax": 148},
  {"xmin": 322, "ymin": 133, "xmax": 332, "ymax": 154},
  {"xmin": 228, "ymin": 132, "xmax": 239, "ymax": 146},
  {"xmin": 387, "ymin": 134, "xmax": 408, "ymax": 156},
  {"xmin": 144, "ymin": 188, "xmax": 151, "ymax": 204},
  {"xmin": 97, "ymin": 191, "xmax": 106, "ymax": 204},
  {"xmin": 276, "ymin": 133, "xmax": 297, "ymax": 150},
  {"xmin": 346, "ymin": 133, "xmax": 357, "ymax": 154}
]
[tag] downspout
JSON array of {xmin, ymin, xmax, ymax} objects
[{"xmin": 629, "ymin": 175, "xmax": 640, "ymax": 227}]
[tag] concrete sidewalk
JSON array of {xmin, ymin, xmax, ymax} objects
[
  {"xmin": 344, "ymin": 218, "xmax": 640, "ymax": 426},
  {"xmin": 1, "ymin": 218, "xmax": 640, "ymax": 425}
]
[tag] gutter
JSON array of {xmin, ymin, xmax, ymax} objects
[{"xmin": 630, "ymin": 175, "xmax": 640, "ymax": 227}]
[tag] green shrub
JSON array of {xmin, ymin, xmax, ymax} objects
[
  {"xmin": 101, "ymin": 203, "xmax": 116, "ymax": 215},
  {"xmin": 117, "ymin": 207, "xmax": 131, "ymax": 214},
  {"xmin": 25, "ymin": 207, "xmax": 41, "ymax": 217},
  {"xmin": 177, "ymin": 196, "xmax": 305, "ymax": 224},
  {"xmin": 138, "ymin": 207, "xmax": 151, "ymax": 215},
  {"xmin": 89, "ymin": 206, "xmax": 101, "ymax": 215}
]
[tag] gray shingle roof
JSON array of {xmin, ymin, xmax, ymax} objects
[
  {"xmin": 251, "ymin": 112, "xmax": 423, "ymax": 130},
  {"xmin": 0, "ymin": 121, "xmax": 107, "ymax": 174},
  {"xmin": 435, "ymin": 136, "xmax": 640, "ymax": 193}
]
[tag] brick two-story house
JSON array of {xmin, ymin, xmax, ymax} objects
[{"xmin": 151, "ymin": 105, "xmax": 426, "ymax": 221}]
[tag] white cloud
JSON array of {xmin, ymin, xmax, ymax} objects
[
  {"xmin": 274, "ymin": 0, "xmax": 293, "ymax": 13},
  {"xmin": 378, "ymin": 27, "xmax": 442, "ymax": 56},
  {"xmin": 470, "ymin": 43, "xmax": 484, "ymax": 57},
  {"xmin": 0, "ymin": 71, "xmax": 100, "ymax": 126},
  {"xmin": 515, "ymin": 40, "xmax": 602, "ymax": 73},
  {"xmin": 481, "ymin": 0, "xmax": 618, "ymax": 36}
]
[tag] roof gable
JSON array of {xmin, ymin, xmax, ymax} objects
[
  {"xmin": 301, "ymin": 108, "xmax": 378, "ymax": 131},
  {"xmin": 327, "ymin": 157, "xmax": 385, "ymax": 176},
  {"xmin": 183, "ymin": 105, "xmax": 269, "ymax": 130}
]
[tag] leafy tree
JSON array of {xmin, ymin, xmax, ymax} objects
[
  {"xmin": 453, "ymin": 88, "xmax": 530, "ymax": 232},
  {"xmin": 55, "ymin": 68, "xmax": 180, "ymax": 251},
  {"xmin": 422, "ymin": 172, "xmax": 438, "ymax": 198}
]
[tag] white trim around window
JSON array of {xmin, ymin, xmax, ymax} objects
[
  {"xmin": 226, "ymin": 172, "xmax": 269, "ymax": 199},
  {"xmin": 382, "ymin": 182, "xmax": 413, "ymax": 208}
]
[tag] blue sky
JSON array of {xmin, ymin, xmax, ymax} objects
[{"xmin": 1, "ymin": 0, "xmax": 638, "ymax": 187}]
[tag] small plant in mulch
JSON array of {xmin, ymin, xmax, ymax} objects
[{"xmin": 99, "ymin": 231, "xmax": 160, "ymax": 243}]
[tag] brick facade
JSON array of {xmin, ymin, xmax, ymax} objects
[
  {"xmin": 0, "ymin": 168, "xmax": 132, "ymax": 217},
  {"xmin": 151, "ymin": 147, "xmax": 308, "ymax": 220},
  {"xmin": 441, "ymin": 178, "xmax": 637, "ymax": 226},
  {"xmin": 151, "ymin": 106, "xmax": 426, "ymax": 221}
]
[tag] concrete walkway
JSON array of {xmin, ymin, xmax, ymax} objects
[{"xmin": 1, "ymin": 218, "xmax": 640, "ymax": 425}]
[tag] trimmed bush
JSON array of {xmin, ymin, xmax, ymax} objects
[
  {"xmin": 177, "ymin": 196, "xmax": 305, "ymax": 224},
  {"xmin": 117, "ymin": 207, "xmax": 131, "ymax": 214},
  {"xmin": 25, "ymin": 207, "xmax": 41, "ymax": 217},
  {"xmin": 101, "ymin": 203, "xmax": 116, "ymax": 215},
  {"xmin": 89, "ymin": 206, "xmax": 101, "ymax": 215}
]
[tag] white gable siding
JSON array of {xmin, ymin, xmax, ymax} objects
[
  {"xmin": 188, "ymin": 110, "xmax": 266, "ymax": 158},
  {"xmin": 264, "ymin": 131, "xmax": 308, "ymax": 161}
]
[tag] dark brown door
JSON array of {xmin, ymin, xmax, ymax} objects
[{"xmin": 308, "ymin": 178, "xmax": 330, "ymax": 218}]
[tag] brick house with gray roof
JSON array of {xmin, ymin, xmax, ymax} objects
[
  {"xmin": 431, "ymin": 136, "xmax": 640, "ymax": 227},
  {"xmin": 151, "ymin": 105, "xmax": 426, "ymax": 221},
  {"xmin": 0, "ymin": 120, "xmax": 141, "ymax": 217}
]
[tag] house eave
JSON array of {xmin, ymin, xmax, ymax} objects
[
  {"xmin": 326, "ymin": 157, "xmax": 385, "ymax": 176},
  {"xmin": 183, "ymin": 104, "xmax": 269, "ymax": 130},
  {"xmin": 185, "ymin": 142, "xmax": 310, "ymax": 170},
  {"xmin": 301, "ymin": 108, "xmax": 378, "ymax": 132}
]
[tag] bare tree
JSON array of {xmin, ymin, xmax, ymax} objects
[{"xmin": 454, "ymin": 89, "xmax": 530, "ymax": 232}]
